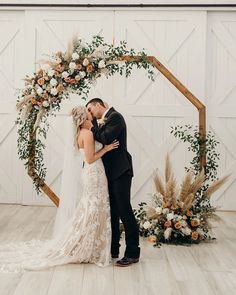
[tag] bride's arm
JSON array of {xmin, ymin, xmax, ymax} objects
[{"xmin": 83, "ymin": 130, "xmax": 119, "ymax": 164}]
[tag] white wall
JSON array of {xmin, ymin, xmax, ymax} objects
[{"xmin": 0, "ymin": 6, "xmax": 235, "ymax": 210}]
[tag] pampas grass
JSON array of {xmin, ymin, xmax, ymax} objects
[
  {"xmin": 153, "ymin": 154, "xmax": 228, "ymax": 210},
  {"xmin": 189, "ymin": 168, "xmax": 205, "ymax": 196},
  {"xmin": 33, "ymin": 108, "xmax": 45, "ymax": 131},
  {"xmin": 179, "ymin": 171, "xmax": 193, "ymax": 202},
  {"xmin": 165, "ymin": 153, "xmax": 172, "ymax": 183},
  {"xmin": 153, "ymin": 172, "xmax": 165, "ymax": 198},
  {"xmin": 204, "ymin": 175, "xmax": 230, "ymax": 198}
]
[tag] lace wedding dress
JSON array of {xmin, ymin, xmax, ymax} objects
[{"xmin": 0, "ymin": 141, "xmax": 111, "ymax": 273}]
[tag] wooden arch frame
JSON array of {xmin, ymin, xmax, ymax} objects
[{"xmin": 28, "ymin": 56, "xmax": 206, "ymax": 207}]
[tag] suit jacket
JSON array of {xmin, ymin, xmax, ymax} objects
[{"xmin": 91, "ymin": 107, "xmax": 133, "ymax": 181}]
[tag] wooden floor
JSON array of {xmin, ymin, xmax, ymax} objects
[{"xmin": 0, "ymin": 204, "xmax": 235, "ymax": 295}]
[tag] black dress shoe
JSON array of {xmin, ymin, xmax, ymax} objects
[
  {"xmin": 115, "ymin": 257, "xmax": 139, "ymax": 267},
  {"xmin": 111, "ymin": 254, "xmax": 119, "ymax": 259}
]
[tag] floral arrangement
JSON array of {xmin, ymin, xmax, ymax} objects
[
  {"xmin": 15, "ymin": 35, "xmax": 155, "ymax": 191},
  {"xmin": 134, "ymin": 127, "xmax": 229, "ymax": 246}
]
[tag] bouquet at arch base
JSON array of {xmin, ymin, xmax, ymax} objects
[{"xmin": 134, "ymin": 154, "xmax": 229, "ymax": 246}]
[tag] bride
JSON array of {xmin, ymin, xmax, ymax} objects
[{"xmin": 0, "ymin": 105, "xmax": 119, "ymax": 273}]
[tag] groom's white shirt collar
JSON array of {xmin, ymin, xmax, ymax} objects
[{"xmin": 97, "ymin": 107, "xmax": 111, "ymax": 125}]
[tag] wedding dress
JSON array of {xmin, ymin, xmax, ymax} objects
[{"xmin": 0, "ymin": 141, "xmax": 111, "ymax": 273}]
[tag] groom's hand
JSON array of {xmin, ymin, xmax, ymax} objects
[{"xmin": 81, "ymin": 120, "xmax": 93, "ymax": 130}]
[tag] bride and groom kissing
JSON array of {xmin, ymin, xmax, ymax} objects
[{"xmin": 0, "ymin": 98, "xmax": 140, "ymax": 272}]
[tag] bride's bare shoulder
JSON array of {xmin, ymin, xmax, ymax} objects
[{"xmin": 80, "ymin": 129, "xmax": 93, "ymax": 138}]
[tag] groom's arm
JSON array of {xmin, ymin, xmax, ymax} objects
[{"xmin": 91, "ymin": 114, "xmax": 123, "ymax": 145}]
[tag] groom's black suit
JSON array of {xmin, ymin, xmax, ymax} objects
[{"xmin": 91, "ymin": 107, "xmax": 140, "ymax": 259}]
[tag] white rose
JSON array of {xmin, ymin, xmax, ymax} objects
[
  {"xmin": 72, "ymin": 52, "xmax": 79, "ymax": 60},
  {"xmin": 180, "ymin": 220, "xmax": 187, "ymax": 227},
  {"xmin": 62, "ymin": 71, "xmax": 69, "ymax": 78},
  {"xmin": 196, "ymin": 228, "xmax": 205, "ymax": 236},
  {"xmin": 82, "ymin": 58, "xmax": 89, "ymax": 66},
  {"xmin": 143, "ymin": 221, "xmax": 151, "ymax": 229},
  {"xmin": 42, "ymin": 100, "xmax": 49, "ymax": 108},
  {"xmin": 181, "ymin": 227, "xmax": 191, "ymax": 236},
  {"xmin": 50, "ymin": 78, "xmax": 58, "ymax": 87},
  {"xmin": 155, "ymin": 207, "xmax": 162, "ymax": 214},
  {"xmin": 162, "ymin": 208, "xmax": 169, "ymax": 215},
  {"xmin": 69, "ymin": 62, "xmax": 76, "ymax": 70},
  {"xmin": 36, "ymin": 87, "xmax": 43, "ymax": 96},
  {"xmin": 79, "ymin": 71, "xmax": 86, "ymax": 78},
  {"xmin": 164, "ymin": 228, "xmax": 172, "ymax": 240},
  {"xmin": 50, "ymin": 88, "xmax": 58, "ymax": 96},
  {"xmin": 167, "ymin": 213, "xmax": 174, "ymax": 220},
  {"xmin": 47, "ymin": 69, "xmax": 54, "ymax": 77},
  {"xmin": 98, "ymin": 60, "xmax": 106, "ymax": 69}
]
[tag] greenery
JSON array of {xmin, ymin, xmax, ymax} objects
[
  {"xmin": 170, "ymin": 124, "xmax": 220, "ymax": 214},
  {"xmin": 16, "ymin": 35, "xmax": 155, "ymax": 192},
  {"xmin": 134, "ymin": 125, "xmax": 224, "ymax": 246}
]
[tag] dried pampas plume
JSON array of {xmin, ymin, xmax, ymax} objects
[
  {"xmin": 16, "ymin": 95, "xmax": 33, "ymax": 111},
  {"xmin": 20, "ymin": 103, "xmax": 33, "ymax": 121},
  {"xmin": 179, "ymin": 171, "xmax": 193, "ymax": 202},
  {"xmin": 65, "ymin": 34, "xmax": 78, "ymax": 61},
  {"xmin": 204, "ymin": 175, "xmax": 230, "ymax": 198},
  {"xmin": 165, "ymin": 174, "xmax": 177, "ymax": 203},
  {"xmin": 33, "ymin": 108, "xmax": 45, "ymax": 131},
  {"xmin": 165, "ymin": 153, "xmax": 172, "ymax": 183},
  {"xmin": 153, "ymin": 171, "xmax": 165, "ymax": 198},
  {"xmin": 182, "ymin": 193, "xmax": 195, "ymax": 212},
  {"xmin": 189, "ymin": 168, "xmax": 205, "ymax": 196}
]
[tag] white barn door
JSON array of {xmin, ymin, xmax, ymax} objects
[
  {"xmin": 20, "ymin": 10, "xmax": 114, "ymax": 205},
  {"xmin": 113, "ymin": 11, "xmax": 207, "ymax": 206},
  {"xmin": 207, "ymin": 12, "xmax": 236, "ymax": 210},
  {"xmin": 0, "ymin": 11, "xmax": 25, "ymax": 204}
]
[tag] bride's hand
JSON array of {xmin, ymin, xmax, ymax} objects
[{"xmin": 105, "ymin": 140, "xmax": 119, "ymax": 152}]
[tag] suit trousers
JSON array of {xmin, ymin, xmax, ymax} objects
[{"xmin": 108, "ymin": 171, "xmax": 140, "ymax": 259}]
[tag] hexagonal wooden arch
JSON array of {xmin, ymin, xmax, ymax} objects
[{"xmin": 28, "ymin": 56, "xmax": 206, "ymax": 207}]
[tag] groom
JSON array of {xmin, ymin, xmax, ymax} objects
[{"xmin": 82, "ymin": 98, "xmax": 140, "ymax": 266}]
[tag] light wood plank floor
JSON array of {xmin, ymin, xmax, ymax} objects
[{"xmin": 0, "ymin": 204, "xmax": 235, "ymax": 295}]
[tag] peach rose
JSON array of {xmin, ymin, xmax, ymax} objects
[
  {"xmin": 31, "ymin": 98, "xmax": 37, "ymax": 105},
  {"xmin": 148, "ymin": 235, "xmax": 157, "ymax": 243},
  {"xmin": 164, "ymin": 220, "xmax": 172, "ymax": 228},
  {"xmin": 43, "ymin": 93, "xmax": 49, "ymax": 100},
  {"xmin": 37, "ymin": 78, "xmax": 45, "ymax": 86},
  {"xmin": 57, "ymin": 84, "xmax": 65, "ymax": 92},
  {"xmin": 174, "ymin": 221, "xmax": 182, "ymax": 230},
  {"xmin": 55, "ymin": 64, "xmax": 64, "ymax": 72},
  {"xmin": 75, "ymin": 63, "xmax": 82, "ymax": 70},
  {"xmin": 191, "ymin": 218, "xmax": 200, "ymax": 227},
  {"xmin": 75, "ymin": 75, "xmax": 81, "ymax": 82},
  {"xmin": 186, "ymin": 210, "xmax": 193, "ymax": 217},
  {"xmin": 191, "ymin": 231, "xmax": 199, "ymax": 240},
  {"xmin": 86, "ymin": 64, "xmax": 94, "ymax": 73}
]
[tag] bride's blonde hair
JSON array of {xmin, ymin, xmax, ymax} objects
[{"xmin": 71, "ymin": 105, "xmax": 87, "ymax": 148}]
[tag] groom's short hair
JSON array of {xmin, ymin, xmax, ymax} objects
[{"xmin": 86, "ymin": 98, "xmax": 106, "ymax": 108}]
